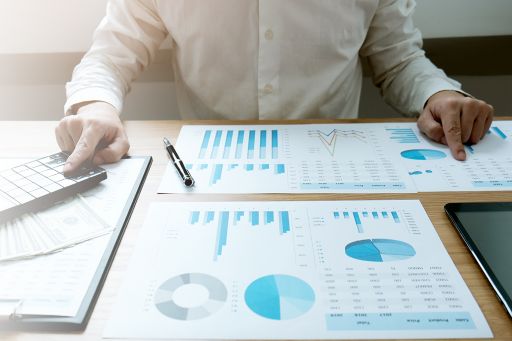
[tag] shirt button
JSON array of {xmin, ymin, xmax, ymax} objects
[
  {"xmin": 264, "ymin": 29, "xmax": 274, "ymax": 41},
  {"xmin": 263, "ymin": 84, "xmax": 273, "ymax": 94}
]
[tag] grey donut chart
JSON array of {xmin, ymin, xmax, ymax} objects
[{"xmin": 154, "ymin": 273, "xmax": 228, "ymax": 321}]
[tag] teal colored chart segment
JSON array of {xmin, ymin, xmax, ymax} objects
[
  {"xmin": 401, "ymin": 149, "xmax": 447, "ymax": 160},
  {"xmin": 244, "ymin": 274, "xmax": 315, "ymax": 320},
  {"xmin": 346, "ymin": 239, "xmax": 416, "ymax": 262}
]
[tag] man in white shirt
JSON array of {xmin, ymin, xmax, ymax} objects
[{"xmin": 56, "ymin": 0, "xmax": 494, "ymax": 174}]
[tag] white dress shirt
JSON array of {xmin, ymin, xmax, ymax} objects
[{"xmin": 65, "ymin": 0, "xmax": 463, "ymax": 119}]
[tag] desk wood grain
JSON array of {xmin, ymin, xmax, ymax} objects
[{"xmin": 0, "ymin": 120, "xmax": 511, "ymax": 341}]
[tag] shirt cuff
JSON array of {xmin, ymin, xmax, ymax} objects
[
  {"xmin": 64, "ymin": 88, "xmax": 123, "ymax": 116},
  {"xmin": 417, "ymin": 81, "xmax": 471, "ymax": 114}
]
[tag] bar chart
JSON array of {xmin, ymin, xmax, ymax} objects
[
  {"xmin": 332, "ymin": 209, "xmax": 402, "ymax": 234},
  {"xmin": 189, "ymin": 210, "xmax": 291, "ymax": 261},
  {"xmin": 198, "ymin": 129, "xmax": 280, "ymax": 160},
  {"xmin": 184, "ymin": 163, "xmax": 286, "ymax": 186}
]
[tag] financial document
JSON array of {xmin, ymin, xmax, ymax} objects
[
  {"xmin": 0, "ymin": 158, "xmax": 146, "ymax": 317},
  {"xmin": 389, "ymin": 121, "xmax": 512, "ymax": 192},
  {"xmin": 104, "ymin": 200, "xmax": 491, "ymax": 339},
  {"xmin": 158, "ymin": 121, "xmax": 512, "ymax": 194},
  {"xmin": 159, "ymin": 124, "xmax": 417, "ymax": 193}
]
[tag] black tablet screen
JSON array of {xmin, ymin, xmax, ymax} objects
[{"xmin": 446, "ymin": 203, "xmax": 512, "ymax": 317}]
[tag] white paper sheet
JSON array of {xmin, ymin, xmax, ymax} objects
[
  {"xmin": 158, "ymin": 124, "xmax": 417, "ymax": 193},
  {"xmin": 386, "ymin": 121, "xmax": 512, "ymax": 192},
  {"xmin": 159, "ymin": 122, "xmax": 512, "ymax": 194},
  {"xmin": 104, "ymin": 200, "xmax": 491, "ymax": 339},
  {"xmin": 0, "ymin": 158, "xmax": 146, "ymax": 317}
]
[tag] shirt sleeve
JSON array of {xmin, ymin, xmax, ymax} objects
[
  {"xmin": 64, "ymin": 0, "xmax": 168, "ymax": 115},
  {"xmin": 359, "ymin": 0, "xmax": 465, "ymax": 117}
]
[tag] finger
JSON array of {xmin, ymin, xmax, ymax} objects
[
  {"xmin": 54, "ymin": 123, "xmax": 75, "ymax": 152},
  {"xmin": 440, "ymin": 111, "xmax": 466, "ymax": 161},
  {"xmin": 460, "ymin": 100, "xmax": 480, "ymax": 143},
  {"xmin": 482, "ymin": 105, "xmax": 494, "ymax": 140},
  {"xmin": 469, "ymin": 111, "xmax": 487, "ymax": 145},
  {"xmin": 66, "ymin": 118, "xmax": 84, "ymax": 145},
  {"xmin": 92, "ymin": 137, "xmax": 130, "ymax": 165},
  {"xmin": 417, "ymin": 110, "xmax": 444, "ymax": 143},
  {"xmin": 64, "ymin": 127, "xmax": 104, "ymax": 174}
]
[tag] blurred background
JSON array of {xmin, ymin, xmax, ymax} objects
[{"xmin": 0, "ymin": 0, "xmax": 511, "ymax": 120}]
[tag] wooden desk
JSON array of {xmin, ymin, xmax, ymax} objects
[{"xmin": 1, "ymin": 119, "xmax": 511, "ymax": 341}]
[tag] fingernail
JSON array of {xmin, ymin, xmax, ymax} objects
[
  {"xmin": 63, "ymin": 161, "xmax": 73, "ymax": 173},
  {"xmin": 457, "ymin": 150, "xmax": 466, "ymax": 160}
]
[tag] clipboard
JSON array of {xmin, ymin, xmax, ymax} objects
[{"xmin": 0, "ymin": 156, "xmax": 152, "ymax": 331}]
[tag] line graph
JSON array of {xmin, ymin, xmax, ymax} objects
[{"xmin": 308, "ymin": 129, "xmax": 367, "ymax": 156}]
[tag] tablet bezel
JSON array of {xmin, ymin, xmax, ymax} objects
[{"xmin": 445, "ymin": 202, "xmax": 512, "ymax": 319}]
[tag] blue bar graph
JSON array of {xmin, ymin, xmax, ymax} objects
[
  {"xmin": 386, "ymin": 128, "xmax": 420, "ymax": 144},
  {"xmin": 260, "ymin": 164, "xmax": 270, "ymax": 170},
  {"xmin": 199, "ymin": 130, "xmax": 212, "ymax": 158},
  {"xmin": 190, "ymin": 211, "xmax": 200, "ymax": 224},
  {"xmin": 245, "ymin": 164, "xmax": 254, "ymax": 171},
  {"xmin": 249, "ymin": 211, "xmax": 260, "ymax": 226},
  {"xmin": 492, "ymin": 126, "xmax": 507, "ymax": 139},
  {"xmin": 197, "ymin": 128, "xmax": 281, "ymax": 160},
  {"xmin": 333, "ymin": 210, "xmax": 401, "ymax": 233},
  {"xmin": 265, "ymin": 211, "xmax": 275, "ymax": 224},
  {"xmin": 272, "ymin": 130, "xmax": 278, "ymax": 159},
  {"xmin": 234, "ymin": 211, "xmax": 244, "ymax": 224},
  {"xmin": 210, "ymin": 130, "xmax": 223, "ymax": 158},
  {"xmin": 279, "ymin": 211, "xmax": 290, "ymax": 234},
  {"xmin": 204, "ymin": 211, "xmax": 215, "ymax": 224},
  {"xmin": 391, "ymin": 211, "xmax": 400, "ymax": 223},
  {"xmin": 190, "ymin": 210, "xmax": 291, "ymax": 260},
  {"xmin": 210, "ymin": 164, "xmax": 223, "ymax": 185},
  {"xmin": 275, "ymin": 164, "xmax": 285, "ymax": 174},
  {"xmin": 353, "ymin": 212, "xmax": 363, "ymax": 233},
  {"xmin": 223, "ymin": 130, "xmax": 233, "ymax": 158},
  {"xmin": 214, "ymin": 211, "xmax": 229, "ymax": 260},
  {"xmin": 248, "ymin": 130, "xmax": 256, "ymax": 159},
  {"xmin": 235, "ymin": 130, "xmax": 244, "ymax": 159},
  {"xmin": 260, "ymin": 130, "xmax": 267, "ymax": 159}
]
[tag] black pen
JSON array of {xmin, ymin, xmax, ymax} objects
[{"xmin": 163, "ymin": 137, "xmax": 195, "ymax": 187}]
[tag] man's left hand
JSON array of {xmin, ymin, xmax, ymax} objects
[{"xmin": 417, "ymin": 90, "xmax": 494, "ymax": 161}]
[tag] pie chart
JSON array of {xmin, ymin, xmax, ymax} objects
[
  {"xmin": 244, "ymin": 274, "xmax": 315, "ymax": 320},
  {"xmin": 154, "ymin": 273, "xmax": 227, "ymax": 320},
  {"xmin": 401, "ymin": 149, "xmax": 447, "ymax": 160},
  {"xmin": 345, "ymin": 239, "xmax": 416, "ymax": 262}
]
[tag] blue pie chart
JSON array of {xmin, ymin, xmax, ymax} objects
[
  {"xmin": 346, "ymin": 239, "xmax": 416, "ymax": 262},
  {"xmin": 244, "ymin": 274, "xmax": 315, "ymax": 320},
  {"xmin": 401, "ymin": 149, "xmax": 447, "ymax": 160}
]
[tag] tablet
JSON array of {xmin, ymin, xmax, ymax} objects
[{"xmin": 445, "ymin": 202, "xmax": 512, "ymax": 319}]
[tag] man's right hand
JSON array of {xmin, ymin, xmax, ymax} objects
[{"xmin": 55, "ymin": 102, "xmax": 130, "ymax": 175}]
